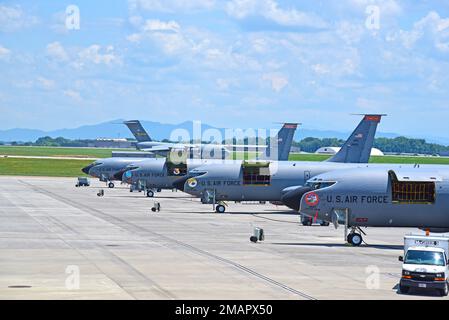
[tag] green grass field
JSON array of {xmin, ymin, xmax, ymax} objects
[
  {"xmin": 288, "ymin": 153, "xmax": 449, "ymax": 164},
  {"xmin": 1, "ymin": 146, "xmax": 449, "ymax": 178},
  {"xmin": 0, "ymin": 157, "xmax": 92, "ymax": 177},
  {"xmin": 0, "ymin": 146, "xmax": 136, "ymax": 158}
]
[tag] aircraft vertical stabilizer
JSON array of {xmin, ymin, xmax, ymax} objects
[
  {"xmin": 327, "ymin": 114, "xmax": 384, "ymax": 163},
  {"xmin": 124, "ymin": 120, "xmax": 152, "ymax": 142},
  {"xmin": 262, "ymin": 123, "xmax": 298, "ymax": 161}
]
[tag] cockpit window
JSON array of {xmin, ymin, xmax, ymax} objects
[{"xmin": 306, "ymin": 181, "xmax": 336, "ymax": 190}]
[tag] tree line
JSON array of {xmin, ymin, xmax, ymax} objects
[
  {"xmin": 2, "ymin": 135, "xmax": 449, "ymax": 155},
  {"xmin": 294, "ymin": 136, "xmax": 449, "ymax": 155}
]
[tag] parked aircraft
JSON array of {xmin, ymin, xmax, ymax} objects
[
  {"xmin": 179, "ymin": 115, "xmax": 383, "ymax": 213},
  {"xmin": 118, "ymin": 123, "xmax": 298, "ymax": 197},
  {"xmin": 125, "ymin": 120, "xmax": 279, "ymax": 158},
  {"xmin": 298, "ymin": 165, "xmax": 449, "ymax": 246},
  {"xmin": 81, "ymin": 157, "xmax": 152, "ymax": 188}
]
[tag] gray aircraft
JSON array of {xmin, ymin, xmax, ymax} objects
[
  {"xmin": 125, "ymin": 120, "xmax": 270, "ymax": 158},
  {"xmin": 81, "ymin": 157, "xmax": 152, "ymax": 188},
  {"xmin": 179, "ymin": 115, "xmax": 384, "ymax": 213},
  {"xmin": 118, "ymin": 123, "xmax": 299, "ymax": 197},
  {"xmin": 298, "ymin": 165, "xmax": 449, "ymax": 246}
]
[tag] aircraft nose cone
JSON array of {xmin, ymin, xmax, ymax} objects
[
  {"xmin": 172, "ymin": 176, "xmax": 191, "ymax": 191},
  {"xmin": 299, "ymin": 190, "xmax": 324, "ymax": 218},
  {"xmin": 113, "ymin": 169, "xmax": 127, "ymax": 181},
  {"xmin": 281, "ymin": 186, "xmax": 312, "ymax": 211},
  {"xmin": 82, "ymin": 164, "xmax": 93, "ymax": 175}
]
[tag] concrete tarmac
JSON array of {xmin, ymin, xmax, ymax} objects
[{"xmin": 0, "ymin": 176, "xmax": 446, "ymax": 300}]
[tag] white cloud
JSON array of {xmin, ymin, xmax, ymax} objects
[
  {"xmin": 127, "ymin": 18, "xmax": 190, "ymax": 54},
  {"xmin": 77, "ymin": 45, "xmax": 121, "ymax": 66},
  {"xmin": 391, "ymin": 11, "xmax": 449, "ymax": 53},
  {"xmin": 129, "ymin": 0, "xmax": 215, "ymax": 13},
  {"xmin": 311, "ymin": 64, "xmax": 330, "ymax": 75},
  {"xmin": 0, "ymin": 5, "xmax": 38, "ymax": 32},
  {"xmin": 127, "ymin": 33, "xmax": 142, "ymax": 43},
  {"xmin": 0, "ymin": 45, "xmax": 11, "ymax": 61},
  {"xmin": 216, "ymin": 78, "xmax": 239, "ymax": 90},
  {"xmin": 347, "ymin": 0, "xmax": 402, "ymax": 16},
  {"xmin": 46, "ymin": 42, "xmax": 69, "ymax": 62},
  {"xmin": 336, "ymin": 21, "xmax": 365, "ymax": 44},
  {"xmin": 226, "ymin": 0, "xmax": 328, "ymax": 29},
  {"xmin": 262, "ymin": 73, "xmax": 288, "ymax": 92},
  {"xmin": 142, "ymin": 19, "xmax": 180, "ymax": 32},
  {"xmin": 36, "ymin": 77, "xmax": 56, "ymax": 90},
  {"xmin": 63, "ymin": 89, "xmax": 82, "ymax": 101}
]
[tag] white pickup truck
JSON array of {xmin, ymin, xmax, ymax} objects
[{"xmin": 399, "ymin": 235, "xmax": 449, "ymax": 296}]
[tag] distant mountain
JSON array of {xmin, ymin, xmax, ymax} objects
[{"xmin": 0, "ymin": 119, "xmax": 448, "ymax": 145}]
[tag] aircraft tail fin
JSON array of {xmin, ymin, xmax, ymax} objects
[
  {"xmin": 261, "ymin": 123, "xmax": 298, "ymax": 161},
  {"xmin": 124, "ymin": 120, "xmax": 152, "ymax": 142},
  {"xmin": 327, "ymin": 114, "xmax": 384, "ymax": 163}
]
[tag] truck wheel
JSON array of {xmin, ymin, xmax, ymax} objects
[
  {"xmin": 320, "ymin": 221, "xmax": 330, "ymax": 226},
  {"xmin": 108, "ymin": 182, "xmax": 115, "ymax": 188},
  {"xmin": 440, "ymin": 283, "xmax": 449, "ymax": 296},
  {"xmin": 146, "ymin": 190, "xmax": 154, "ymax": 198},
  {"xmin": 399, "ymin": 284, "xmax": 410, "ymax": 294},
  {"xmin": 350, "ymin": 233, "xmax": 363, "ymax": 246},
  {"xmin": 216, "ymin": 205, "xmax": 226, "ymax": 213},
  {"xmin": 250, "ymin": 236, "xmax": 258, "ymax": 243}
]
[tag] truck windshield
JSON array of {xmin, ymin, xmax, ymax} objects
[{"xmin": 404, "ymin": 250, "xmax": 445, "ymax": 266}]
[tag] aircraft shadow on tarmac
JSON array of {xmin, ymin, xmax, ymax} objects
[
  {"xmin": 271, "ymin": 242, "xmax": 404, "ymax": 250},
  {"xmin": 178, "ymin": 211, "xmax": 299, "ymax": 217}
]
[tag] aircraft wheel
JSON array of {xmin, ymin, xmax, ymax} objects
[
  {"xmin": 216, "ymin": 205, "xmax": 226, "ymax": 213},
  {"xmin": 108, "ymin": 182, "xmax": 115, "ymax": 188},
  {"xmin": 250, "ymin": 236, "xmax": 258, "ymax": 243},
  {"xmin": 302, "ymin": 217, "xmax": 312, "ymax": 226},
  {"xmin": 347, "ymin": 233, "xmax": 354, "ymax": 243},
  {"xmin": 146, "ymin": 190, "xmax": 154, "ymax": 198},
  {"xmin": 349, "ymin": 233, "xmax": 363, "ymax": 246}
]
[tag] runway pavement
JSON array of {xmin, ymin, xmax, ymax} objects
[{"xmin": 0, "ymin": 176, "xmax": 445, "ymax": 300}]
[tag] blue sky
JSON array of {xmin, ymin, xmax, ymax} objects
[{"xmin": 0, "ymin": 0, "xmax": 449, "ymax": 139}]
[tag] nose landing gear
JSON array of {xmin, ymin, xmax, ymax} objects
[
  {"xmin": 146, "ymin": 189, "xmax": 155, "ymax": 198},
  {"xmin": 215, "ymin": 203, "xmax": 226, "ymax": 213},
  {"xmin": 346, "ymin": 227, "xmax": 366, "ymax": 246}
]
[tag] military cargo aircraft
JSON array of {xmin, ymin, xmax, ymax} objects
[
  {"xmin": 179, "ymin": 115, "xmax": 383, "ymax": 213},
  {"xmin": 298, "ymin": 165, "xmax": 449, "ymax": 246},
  {"xmin": 118, "ymin": 123, "xmax": 298, "ymax": 197},
  {"xmin": 81, "ymin": 157, "xmax": 152, "ymax": 188},
  {"xmin": 125, "ymin": 120, "xmax": 282, "ymax": 158}
]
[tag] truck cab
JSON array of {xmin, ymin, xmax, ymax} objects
[{"xmin": 399, "ymin": 235, "xmax": 449, "ymax": 296}]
